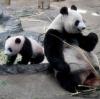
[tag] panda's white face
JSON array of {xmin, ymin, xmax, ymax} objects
[
  {"xmin": 4, "ymin": 36, "xmax": 25, "ymax": 56},
  {"xmin": 48, "ymin": 5, "xmax": 86, "ymax": 34},
  {"xmin": 63, "ymin": 7, "xmax": 86, "ymax": 34}
]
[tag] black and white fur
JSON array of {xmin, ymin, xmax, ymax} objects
[
  {"xmin": 4, "ymin": 35, "xmax": 44, "ymax": 65},
  {"xmin": 44, "ymin": 5, "xmax": 98, "ymax": 92}
]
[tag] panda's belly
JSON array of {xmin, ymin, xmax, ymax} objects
[{"xmin": 63, "ymin": 47, "xmax": 90, "ymax": 72}]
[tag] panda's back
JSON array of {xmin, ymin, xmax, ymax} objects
[{"xmin": 28, "ymin": 37, "xmax": 44, "ymax": 55}]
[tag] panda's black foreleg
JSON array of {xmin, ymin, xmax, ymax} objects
[
  {"xmin": 50, "ymin": 61, "xmax": 70, "ymax": 74},
  {"xmin": 44, "ymin": 41, "xmax": 70, "ymax": 73},
  {"xmin": 18, "ymin": 56, "xmax": 30, "ymax": 64},
  {"xmin": 6, "ymin": 54, "xmax": 17, "ymax": 65},
  {"xmin": 79, "ymin": 33, "xmax": 98, "ymax": 52},
  {"xmin": 86, "ymin": 33, "xmax": 98, "ymax": 51},
  {"xmin": 47, "ymin": 64, "xmax": 54, "ymax": 73},
  {"xmin": 56, "ymin": 71, "xmax": 81, "ymax": 93},
  {"xmin": 44, "ymin": 30, "xmax": 70, "ymax": 74}
]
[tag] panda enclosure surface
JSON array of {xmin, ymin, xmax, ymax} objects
[{"xmin": 0, "ymin": 0, "xmax": 100, "ymax": 99}]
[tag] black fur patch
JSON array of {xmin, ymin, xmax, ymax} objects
[
  {"xmin": 80, "ymin": 32, "xmax": 98, "ymax": 52},
  {"xmin": 71, "ymin": 5, "xmax": 77, "ymax": 10},
  {"xmin": 75, "ymin": 20, "xmax": 79, "ymax": 26},
  {"xmin": 56, "ymin": 72, "xmax": 81, "ymax": 93},
  {"xmin": 30, "ymin": 54, "xmax": 44, "ymax": 64},
  {"xmin": 15, "ymin": 38, "xmax": 21, "ymax": 44},
  {"xmin": 8, "ymin": 47, "xmax": 12, "ymax": 52},
  {"xmin": 60, "ymin": 7, "xmax": 68, "ymax": 15},
  {"xmin": 19, "ymin": 37, "xmax": 33, "ymax": 64},
  {"xmin": 6, "ymin": 54, "xmax": 17, "ymax": 65},
  {"xmin": 44, "ymin": 29, "xmax": 70, "ymax": 73}
]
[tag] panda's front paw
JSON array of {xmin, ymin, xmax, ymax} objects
[
  {"xmin": 86, "ymin": 32, "xmax": 98, "ymax": 52},
  {"xmin": 88, "ymin": 32, "xmax": 98, "ymax": 43},
  {"xmin": 17, "ymin": 61, "xmax": 28, "ymax": 65},
  {"xmin": 17, "ymin": 61, "xmax": 22, "ymax": 64},
  {"xmin": 6, "ymin": 60, "xmax": 13, "ymax": 66},
  {"xmin": 6, "ymin": 61, "xmax": 13, "ymax": 66}
]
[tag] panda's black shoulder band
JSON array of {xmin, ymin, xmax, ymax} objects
[{"xmin": 60, "ymin": 7, "xmax": 68, "ymax": 15}]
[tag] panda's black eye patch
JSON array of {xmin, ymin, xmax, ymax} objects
[
  {"xmin": 15, "ymin": 38, "xmax": 21, "ymax": 44},
  {"xmin": 8, "ymin": 48, "xmax": 12, "ymax": 52},
  {"xmin": 75, "ymin": 20, "xmax": 80, "ymax": 26}
]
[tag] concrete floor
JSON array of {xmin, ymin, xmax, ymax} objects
[{"xmin": 0, "ymin": 0, "xmax": 100, "ymax": 99}]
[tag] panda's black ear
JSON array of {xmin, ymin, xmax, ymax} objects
[
  {"xmin": 6, "ymin": 35, "xmax": 11, "ymax": 40},
  {"xmin": 60, "ymin": 7, "xmax": 68, "ymax": 15},
  {"xmin": 71, "ymin": 5, "xmax": 77, "ymax": 10},
  {"xmin": 15, "ymin": 38, "xmax": 21, "ymax": 44}
]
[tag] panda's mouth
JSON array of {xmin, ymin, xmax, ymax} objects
[
  {"xmin": 77, "ymin": 28, "xmax": 81, "ymax": 32},
  {"xmin": 77, "ymin": 27, "xmax": 86, "ymax": 32},
  {"xmin": 83, "ymin": 72, "xmax": 100, "ymax": 87}
]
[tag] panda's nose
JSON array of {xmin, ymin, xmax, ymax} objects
[{"xmin": 82, "ymin": 27, "xmax": 85, "ymax": 30}]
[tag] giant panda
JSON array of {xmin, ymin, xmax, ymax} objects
[
  {"xmin": 44, "ymin": 5, "xmax": 99, "ymax": 92},
  {"xmin": 4, "ymin": 35, "xmax": 44, "ymax": 65}
]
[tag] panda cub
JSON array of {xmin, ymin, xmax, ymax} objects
[
  {"xmin": 4, "ymin": 35, "xmax": 44, "ymax": 65},
  {"xmin": 44, "ymin": 5, "xmax": 98, "ymax": 92}
]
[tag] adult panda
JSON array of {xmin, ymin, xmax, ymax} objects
[
  {"xmin": 44, "ymin": 5, "xmax": 99, "ymax": 92},
  {"xmin": 4, "ymin": 35, "xmax": 44, "ymax": 65}
]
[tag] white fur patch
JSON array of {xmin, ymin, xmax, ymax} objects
[
  {"xmin": 5, "ymin": 36, "xmax": 25, "ymax": 56},
  {"xmin": 48, "ymin": 8, "xmax": 86, "ymax": 34},
  {"xmin": 47, "ymin": 14, "xmax": 63, "ymax": 32},
  {"xmin": 63, "ymin": 45, "xmax": 99, "ymax": 72},
  {"xmin": 28, "ymin": 37, "xmax": 44, "ymax": 55}
]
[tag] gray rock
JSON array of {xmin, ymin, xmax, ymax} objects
[
  {"xmin": 0, "ymin": 63, "xmax": 48, "ymax": 75},
  {"xmin": 0, "ymin": 9, "xmax": 23, "ymax": 34},
  {"xmin": 4, "ymin": 17, "xmax": 23, "ymax": 33}
]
